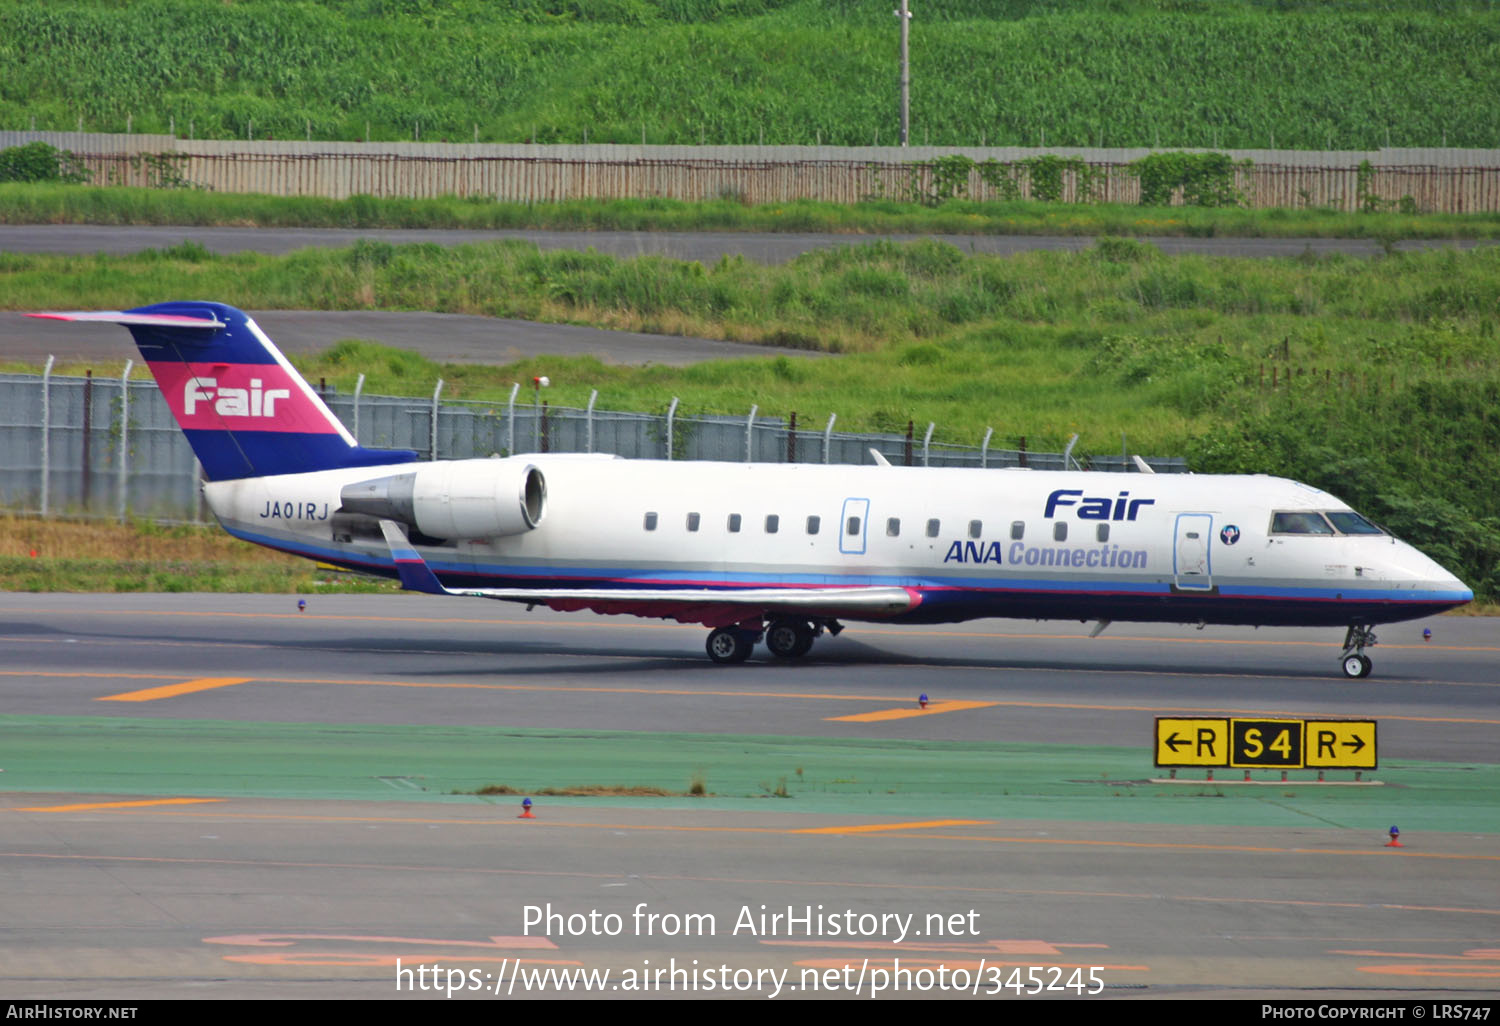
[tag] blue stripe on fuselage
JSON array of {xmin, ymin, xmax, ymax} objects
[{"xmin": 222, "ymin": 523, "xmax": 1470, "ymax": 625}]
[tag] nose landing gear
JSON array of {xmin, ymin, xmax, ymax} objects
[{"xmin": 1339, "ymin": 624, "xmax": 1377, "ymax": 678}]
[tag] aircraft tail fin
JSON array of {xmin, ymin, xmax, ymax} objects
[{"xmin": 28, "ymin": 302, "xmax": 417, "ymax": 481}]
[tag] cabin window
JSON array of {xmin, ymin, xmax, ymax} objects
[
  {"xmin": 686, "ymin": 512, "xmax": 700, "ymax": 532},
  {"xmin": 1326, "ymin": 511, "xmax": 1383, "ymax": 535},
  {"xmin": 1096, "ymin": 523, "xmax": 1109, "ymax": 542},
  {"xmin": 1271, "ymin": 511, "xmax": 1335, "ymax": 535},
  {"xmin": 765, "ymin": 514, "xmax": 780, "ymax": 534},
  {"xmin": 886, "ymin": 517, "xmax": 901, "ymax": 537},
  {"xmin": 806, "ymin": 515, "xmax": 821, "ymax": 535},
  {"xmin": 1053, "ymin": 522, "xmax": 1068, "ymax": 542},
  {"xmin": 926, "ymin": 518, "xmax": 940, "ymax": 538},
  {"xmin": 728, "ymin": 513, "xmax": 742, "ymax": 533},
  {"xmin": 968, "ymin": 520, "xmax": 982, "ymax": 539},
  {"xmin": 1010, "ymin": 521, "xmax": 1025, "ymax": 540},
  {"xmin": 846, "ymin": 516, "xmax": 861, "ymax": 535},
  {"xmin": 643, "ymin": 512, "xmax": 658, "ymax": 531}
]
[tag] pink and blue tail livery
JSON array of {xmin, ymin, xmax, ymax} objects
[{"xmin": 28, "ymin": 302, "xmax": 415, "ymax": 481}]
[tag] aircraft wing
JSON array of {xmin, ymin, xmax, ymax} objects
[{"xmin": 378, "ymin": 519, "xmax": 919, "ymax": 626}]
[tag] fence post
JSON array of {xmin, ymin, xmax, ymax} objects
[
  {"xmin": 904, "ymin": 419, "xmax": 913, "ymax": 467},
  {"xmin": 40, "ymin": 356, "xmax": 53, "ymax": 515},
  {"xmin": 980, "ymin": 426, "xmax": 993, "ymax": 469},
  {"xmin": 745, "ymin": 404, "xmax": 757, "ymax": 463},
  {"xmin": 787, "ymin": 412, "xmax": 797, "ymax": 463},
  {"xmin": 430, "ymin": 378, "xmax": 444, "ymax": 460},
  {"xmin": 353, "ymin": 373, "xmax": 365, "ymax": 443},
  {"xmin": 541, "ymin": 400, "xmax": 549, "ymax": 453},
  {"xmin": 82, "ymin": 370, "xmax": 93, "ymax": 509},
  {"xmin": 1063, "ymin": 433, "xmax": 1079, "ymax": 471},
  {"xmin": 665, "ymin": 397, "xmax": 679, "ymax": 460},
  {"xmin": 506, "ymin": 382, "xmax": 519, "ymax": 455},
  {"xmin": 117, "ymin": 360, "xmax": 132, "ymax": 522},
  {"xmin": 922, "ymin": 422, "xmax": 934, "ymax": 467},
  {"xmin": 1018, "ymin": 435, "xmax": 1028, "ymax": 468},
  {"xmin": 586, "ymin": 389, "xmax": 598, "ymax": 453},
  {"xmin": 823, "ymin": 413, "xmax": 836, "ymax": 463}
]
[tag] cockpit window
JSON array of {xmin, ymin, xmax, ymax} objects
[
  {"xmin": 1326, "ymin": 511, "xmax": 1384, "ymax": 535},
  {"xmin": 1270, "ymin": 511, "xmax": 1336, "ymax": 535}
]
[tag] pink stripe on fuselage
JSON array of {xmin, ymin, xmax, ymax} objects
[{"xmin": 149, "ymin": 362, "xmax": 341, "ymax": 434}]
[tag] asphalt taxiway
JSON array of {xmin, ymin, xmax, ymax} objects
[{"xmin": 1, "ymin": 595, "xmax": 1496, "ymax": 999}]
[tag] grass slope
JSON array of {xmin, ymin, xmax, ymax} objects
[
  {"xmin": 6, "ymin": 186, "xmax": 1500, "ymax": 239},
  {"xmin": 0, "ymin": 1, "xmax": 1496, "ymax": 148}
]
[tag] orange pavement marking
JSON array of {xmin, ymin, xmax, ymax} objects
[
  {"xmin": 2, "ymin": 669, "xmax": 1497, "ymax": 726},
  {"xmin": 828, "ymin": 700, "xmax": 997, "ymax": 722},
  {"xmin": 97, "ymin": 677, "xmax": 252, "ymax": 702},
  {"xmin": 15, "ymin": 797, "xmax": 224, "ymax": 813},
  {"xmin": 791, "ymin": 820, "xmax": 989, "ymax": 835},
  {"xmin": 26, "ymin": 807, "xmax": 1500, "ymax": 865},
  {"xmin": 204, "ymin": 932, "xmax": 558, "ymax": 950}
]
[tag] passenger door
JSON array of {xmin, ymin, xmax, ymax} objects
[{"xmin": 839, "ymin": 497, "xmax": 870, "ymax": 555}]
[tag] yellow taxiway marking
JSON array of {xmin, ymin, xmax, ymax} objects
[
  {"xmin": 827, "ymin": 700, "xmax": 998, "ymax": 722},
  {"xmin": 15, "ymin": 797, "xmax": 225, "ymax": 813},
  {"xmin": 1, "ymin": 669, "xmax": 1498, "ymax": 727},
  {"xmin": 97, "ymin": 677, "xmax": 253, "ymax": 703},
  {"xmin": 790, "ymin": 819, "xmax": 989, "ymax": 835}
]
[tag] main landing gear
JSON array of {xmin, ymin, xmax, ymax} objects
[
  {"xmin": 1339, "ymin": 624, "xmax": 1377, "ymax": 679},
  {"xmin": 705, "ymin": 625, "xmax": 758, "ymax": 664},
  {"xmin": 704, "ymin": 618, "xmax": 841, "ymax": 663}
]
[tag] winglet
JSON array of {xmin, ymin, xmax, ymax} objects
[
  {"xmin": 378, "ymin": 519, "xmax": 450, "ymax": 595},
  {"xmin": 1132, "ymin": 455, "xmax": 1156, "ymax": 474},
  {"xmin": 869, "ymin": 448, "xmax": 892, "ymax": 467}
]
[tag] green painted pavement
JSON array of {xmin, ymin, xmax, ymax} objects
[{"xmin": 3, "ymin": 715, "xmax": 1498, "ymax": 833}]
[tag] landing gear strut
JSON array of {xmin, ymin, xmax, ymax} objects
[{"xmin": 1339, "ymin": 624, "xmax": 1377, "ymax": 679}]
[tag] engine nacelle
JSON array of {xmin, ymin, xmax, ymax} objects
[{"xmin": 339, "ymin": 460, "xmax": 546, "ymax": 540}]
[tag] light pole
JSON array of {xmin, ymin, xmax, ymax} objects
[
  {"xmin": 533, "ymin": 375, "xmax": 549, "ymax": 452},
  {"xmin": 896, "ymin": 0, "xmax": 911, "ymax": 147}
]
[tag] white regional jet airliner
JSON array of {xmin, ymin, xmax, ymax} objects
[{"xmin": 30, "ymin": 303, "xmax": 1473, "ymax": 676}]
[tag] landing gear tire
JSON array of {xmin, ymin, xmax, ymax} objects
[
  {"xmin": 765, "ymin": 619, "xmax": 815, "ymax": 659},
  {"xmin": 1339, "ymin": 624, "xmax": 1377, "ymax": 679},
  {"xmin": 706, "ymin": 626, "xmax": 755, "ymax": 664}
]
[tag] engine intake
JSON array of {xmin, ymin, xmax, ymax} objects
[{"xmin": 339, "ymin": 460, "xmax": 545, "ymax": 539}]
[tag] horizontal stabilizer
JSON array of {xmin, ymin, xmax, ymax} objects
[{"xmin": 27, "ymin": 311, "xmax": 226, "ymax": 330}]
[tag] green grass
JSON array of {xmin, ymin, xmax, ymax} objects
[
  {"xmin": 5, "ymin": 237, "xmax": 1499, "ymax": 598},
  {"xmin": 2, "ymin": 1, "xmax": 1497, "ymax": 148},
  {"xmin": 0, "ymin": 515, "xmax": 397, "ymax": 593},
  {"xmin": 6, "ymin": 716, "xmax": 1499, "ymax": 830},
  {"xmin": 6, "ymin": 185, "xmax": 1500, "ymax": 239}
]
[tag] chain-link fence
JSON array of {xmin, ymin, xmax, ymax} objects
[{"xmin": 0, "ymin": 371, "xmax": 1186, "ymax": 523}]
